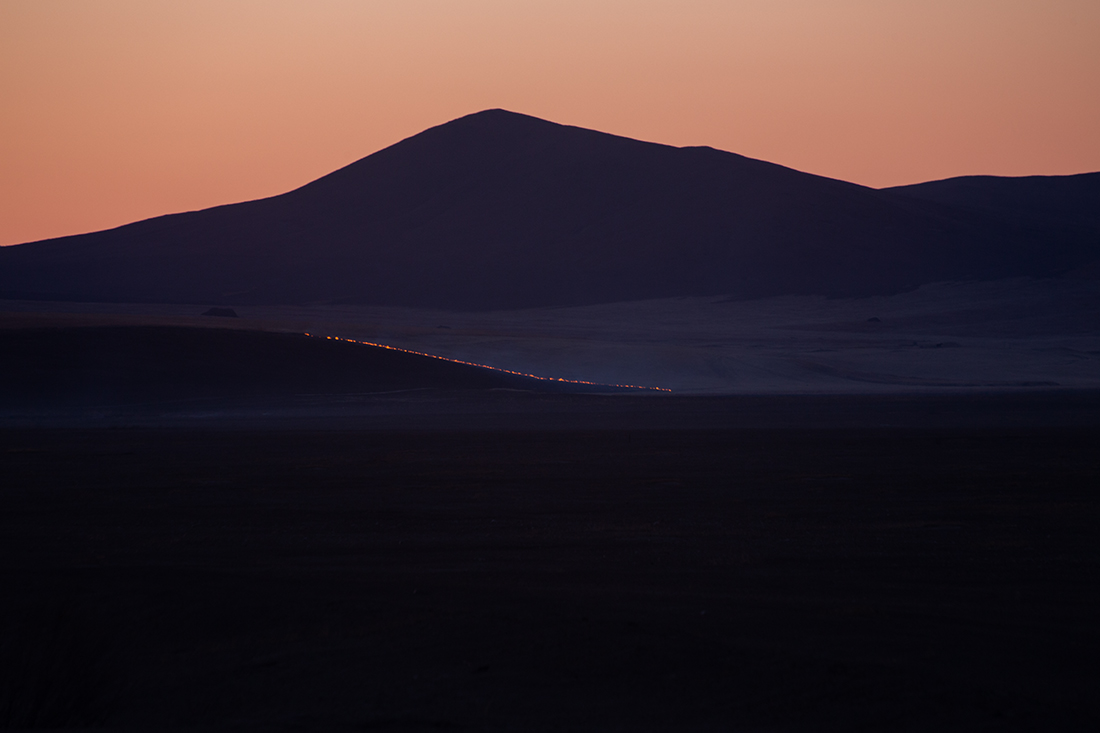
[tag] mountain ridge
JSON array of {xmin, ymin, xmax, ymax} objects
[{"xmin": 2, "ymin": 109, "xmax": 1097, "ymax": 310}]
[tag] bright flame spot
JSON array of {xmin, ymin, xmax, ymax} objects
[{"xmin": 302, "ymin": 332, "xmax": 670, "ymax": 392}]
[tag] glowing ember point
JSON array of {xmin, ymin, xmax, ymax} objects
[{"xmin": 304, "ymin": 332, "xmax": 670, "ymax": 392}]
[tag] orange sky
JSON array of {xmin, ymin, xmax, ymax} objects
[{"xmin": 2, "ymin": 0, "xmax": 1098, "ymax": 246}]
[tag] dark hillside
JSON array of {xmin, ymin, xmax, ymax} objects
[
  {"xmin": 887, "ymin": 172, "xmax": 1100, "ymax": 231},
  {"xmin": 0, "ymin": 326, "xmax": 614, "ymax": 409},
  {"xmin": 887, "ymin": 173, "xmax": 1100, "ymax": 273}
]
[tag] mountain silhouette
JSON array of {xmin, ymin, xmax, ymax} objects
[
  {"xmin": 1, "ymin": 109, "xmax": 1097, "ymax": 309},
  {"xmin": 886, "ymin": 172, "xmax": 1100, "ymax": 275}
]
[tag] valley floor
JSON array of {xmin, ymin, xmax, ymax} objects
[{"xmin": 4, "ymin": 276, "xmax": 1098, "ymax": 394}]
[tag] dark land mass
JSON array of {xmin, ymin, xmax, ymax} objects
[
  {"xmin": 1, "ymin": 110, "xmax": 1097, "ymax": 310},
  {"xmin": 3, "ymin": 317, "xmax": 1098, "ymax": 429},
  {"xmin": 3, "ymin": 317, "xmax": 1100, "ymax": 730},
  {"xmin": 888, "ymin": 173, "xmax": 1100, "ymax": 239},
  {"xmin": 3, "ymin": 417, "xmax": 1100, "ymax": 731},
  {"xmin": 0, "ymin": 325, "xmax": 631, "ymax": 412}
]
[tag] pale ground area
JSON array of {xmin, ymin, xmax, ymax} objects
[{"xmin": 3, "ymin": 277, "xmax": 1099, "ymax": 394}]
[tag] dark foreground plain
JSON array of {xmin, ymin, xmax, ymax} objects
[{"xmin": 3, "ymin": 399, "xmax": 1100, "ymax": 731}]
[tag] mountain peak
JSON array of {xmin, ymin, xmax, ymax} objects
[
  {"xmin": 407, "ymin": 107, "xmax": 586, "ymax": 148},
  {"xmin": 449, "ymin": 108, "xmax": 559, "ymax": 126},
  {"xmin": 1, "ymin": 113, "xmax": 1097, "ymax": 309}
]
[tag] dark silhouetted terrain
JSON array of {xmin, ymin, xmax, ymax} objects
[
  {"xmin": 1, "ymin": 110, "xmax": 1097, "ymax": 309},
  {"xmin": 3, "ymin": 424, "xmax": 1099, "ymax": 731},
  {"xmin": 888, "ymin": 172, "xmax": 1100, "ymax": 238},
  {"xmin": 0, "ymin": 325, "xmax": 629, "ymax": 412}
]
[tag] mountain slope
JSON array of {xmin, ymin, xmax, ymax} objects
[
  {"xmin": 1, "ymin": 109, "xmax": 1097, "ymax": 309},
  {"xmin": 885, "ymin": 172, "xmax": 1100, "ymax": 281},
  {"xmin": 887, "ymin": 172, "xmax": 1100, "ymax": 232}
]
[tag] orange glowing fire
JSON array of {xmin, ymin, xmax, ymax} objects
[{"xmin": 303, "ymin": 333, "xmax": 670, "ymax": 392}]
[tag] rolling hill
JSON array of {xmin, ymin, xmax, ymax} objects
[{"xmin": 0, "ymin": 324, "xmax": 636, "ymax": 409}]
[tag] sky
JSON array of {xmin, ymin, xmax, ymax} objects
[{"xmin": 1, "ymin": 0, "xmax": 1098, "ymax": 246}]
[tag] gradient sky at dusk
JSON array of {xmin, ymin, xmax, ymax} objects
[{"xmin": 2, "ymin": 0, "xmax": 1098, "ymax": 246}]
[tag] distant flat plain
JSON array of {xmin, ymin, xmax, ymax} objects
[{"xmin": 4, "ymin": 276, "xmax": 1098, "ymax": 395}]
